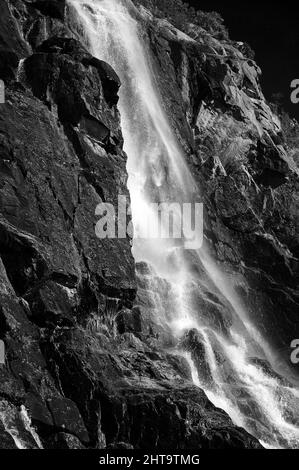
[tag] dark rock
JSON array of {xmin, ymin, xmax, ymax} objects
[
  {"xmin": 28, "ymin": 0, "xmax": 66, "ymax": 20},
  {"xmin": 27, "ymin": 280, "xmax": 76, "ymax": 327},
  {"xmin": 47, "ymin": 397, "xmax": 89, "ymax": 443},
  {"xmin": 83, "ymin": 58, "xmax": 121, "ymax": 106},
  {"xmin": 180, "ymin": 329, "xmax": 213, "ymax": 387},
  {"xmin": 117, "ymin": 307, "xmax": 142, "ymax": 335},
  {"xmin": 24, "ymin": 393, "xmax": 54, "ymax": 433},
  {"xmin": 99, "ymin": 387, "xmax": 261, "ymax": 449},
  {"xmin": 0, "ymin": 0, "xmax": 29, "ymax": 80},
  {"xmin": 255, "ymin": 168, "xmax": 288, "ymax": 188},
  {"xmin": 35, "ymin": 36, "xmax": 121, "ymax": 106},
  {"xmin": 24, "ymin": 37, "xmax": 122, "ymax": 146}
]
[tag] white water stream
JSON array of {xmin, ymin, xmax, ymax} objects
[{"xmin": 70, "ymin": 0, "xmax": 299, "ymax": 448}]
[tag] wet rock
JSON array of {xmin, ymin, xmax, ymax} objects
[
  {"xmin": 180, "ymin": 329, "xmax": 213, "ymax": 387},
  {"xmin": 135, "ymin": 261, "xmax": 154, "ymax": 276},
  {"xmin": 0, "ymin": 400, "xmax": 42, "ymax": 449},
  {"xmin": 249, "ymin": 358, "xmax": 291, "ymax": 387}
]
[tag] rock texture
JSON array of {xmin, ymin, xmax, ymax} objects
[{"xmin": 0, "ymin": 0, "xmax": 297, "ymax": 449}]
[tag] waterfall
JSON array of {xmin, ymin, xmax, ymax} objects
[{"xmin": 69, "ymin": 0, "xmax": 299, "ymax": 448}]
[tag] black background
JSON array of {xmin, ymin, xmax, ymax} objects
[{"xmin": 185, "ymin": 0, "xmax": 299, "ymax": 120}]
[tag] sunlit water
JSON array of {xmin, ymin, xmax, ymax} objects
[{"xmin": 70, "ymin": 0, "xmax": 299, "ymax": 448}]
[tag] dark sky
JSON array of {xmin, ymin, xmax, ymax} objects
[{"xmin": 185, "ymin": 0, "xmax": 299, "ymax": 120}]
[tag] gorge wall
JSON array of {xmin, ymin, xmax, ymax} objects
[{"xmin": 0, "ymin": 0, "xmax": 298, "ymax": 449}]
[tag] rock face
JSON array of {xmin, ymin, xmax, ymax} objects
[
  {"xmin": 0, "ymin": 0, "xmax": 297, "ymax": 450},
  {"xmin": 138, "ymin": 9, "xmax": 299, "ymax": 370}
]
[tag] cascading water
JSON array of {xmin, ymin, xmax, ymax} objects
[{"xmin": 70, "ymin": 0, "xmax": 299, "ymax": 448}]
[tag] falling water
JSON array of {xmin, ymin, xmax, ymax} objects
[{"xmin": 70, "ymin": 0, "xmax": 299, "ymax": 448}]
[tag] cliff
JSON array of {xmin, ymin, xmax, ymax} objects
[{"xmin": 0, "ymin": 0, "xmax": 297, "ymax": 449}]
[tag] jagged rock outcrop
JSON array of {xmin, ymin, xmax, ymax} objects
[{"xmin": 1, "ymin": 0, "xmax": 298, "ymax": 449}]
